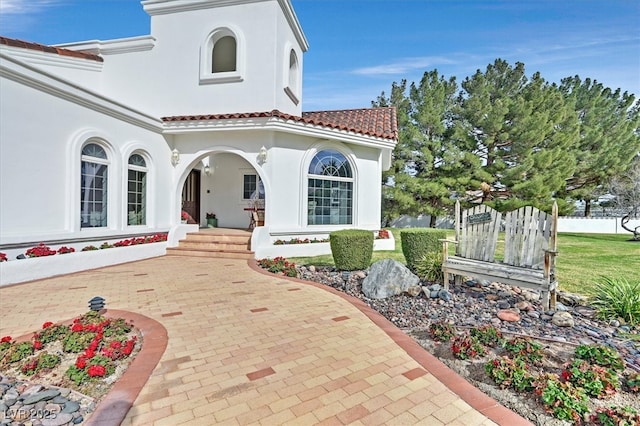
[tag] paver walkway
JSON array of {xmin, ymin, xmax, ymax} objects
[{"xmin": 0, "ymin": 256, "xmax": 531, "ymax": 425}]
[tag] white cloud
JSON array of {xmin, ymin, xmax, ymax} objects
[
  {"xmin": 0, "ymin": 0, "xmax": 62, "ymax": 14},
  {"xmin": 352, "ymin": 56, "xmax": 457, "ymax": 77}
]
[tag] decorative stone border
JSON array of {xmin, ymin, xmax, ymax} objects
[
  {"xmin": 85, "ymin": 310, "xmax": 167, "ymax": 426},
  {"xmin": 248, "ymin": 259, "xmax": 533, "ymax": 426}
]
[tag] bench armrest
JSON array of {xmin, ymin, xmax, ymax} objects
[
  {"xmin": 439, "ymin": 239, "xmax": 458, "ymax": 245},
  {"xmin": 544, "ymin": 249, "xmax": 558, "ymax": 255}
]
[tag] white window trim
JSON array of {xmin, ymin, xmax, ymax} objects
[
  {"xmin": 283, "ymin": 44, "xmax": 300, "ymax": 105},
  {"xmin": 126, "ymin": 152, "xmax": 150, "ymax": 227},
  {"xmin": 80, "ymin": 143, "xmax": 111, "ymax": 230},
  {"xmin": 304, "ymin": 147, "xmax": 357, "ymax": 227},
  {"xmin": 200, "ymin": 27, "xmax": 245, "ymax": 85}
]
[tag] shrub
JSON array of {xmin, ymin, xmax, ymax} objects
[
  {"xmin": 574, "ymin": 344, "xmax": 624, "ymax": 372},
  {"xmin": 485, "ymin": 356, "xmax": 534, "ymax": 392},
  {"xmin": 428, "ymin": 322, "xmax": 456, "ymax": 342},
  {"xmin": 590, "ymin": 276, "xmax": 640, "ymax": 325},
  {"xmin": 533, "ymin": 373, "xmax": 589, "ymax": 423},
  {"xmin": 400, "ymin": 228, "xmax": 446, "ymax": 271},
  {"xmin": 329, "ymin": 229, "xmax": 373, "ymax": 271},
  {"xmin": 413, "ymin": 252, "xmax": 444, "ymax": 283},
  {"xmin": 561, "ymin": 359, "xmax": 619, "ymax": 398}
]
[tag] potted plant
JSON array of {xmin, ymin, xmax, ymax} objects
[
  {"xmin": 180, "ymin": 211, "xmax": 189, "ymax": 224},
  {"xmin": 206, "ymin": 212, "xmax": 217, "ymax": 228}
]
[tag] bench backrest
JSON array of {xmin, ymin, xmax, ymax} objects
[
  {"xmin": 503, "ymin": 203, "xmax": 558, "ymax": 269},
  {"xmin": 455, "ymin": 201, "xmax": 502, "ymax": 262}
]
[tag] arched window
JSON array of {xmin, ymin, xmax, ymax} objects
[
  {"xmin": 285, "ymin": 48, "xmax": 300, "ymax": 104},
  {"xmin": 81, "ymin": 143, "xmax": 108, "ymax": 228},
  {"xmin": 127, "ymin": 153, "xmax": 147, "ymax": 226},
  {"xmin": 307, "ymin": 150, "xmax": 353, "ymax": 225},
  {"xmin": 201, "ymin": 28, "xmax": 243, "ymax": 84},
  {"xmin": 212, "ymin": 36, "xmax": 237, "ymax": 73}
]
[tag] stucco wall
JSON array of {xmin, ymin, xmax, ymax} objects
[
  {"xmin": 61, "ymin": 1, "xmax": 304, "ymax": 118},
  {"xmin": 0, "ymin": 72, "xmax": 173, "ymax": 245}
]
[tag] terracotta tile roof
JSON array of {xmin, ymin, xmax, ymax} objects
[
  {"xmin": 0, "ymin": 36, "xmax": 103, "ymax": 63},
  {"xmin": 162, "ymin": 107, "xmax": 398, "ymax": 140}
]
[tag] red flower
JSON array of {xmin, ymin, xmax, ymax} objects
[
  {"xmin": 0, "ymin": 336, "xmax": 11, "ymax": 343},
  {"xmin": 84, "ymin": 349, "xmax": 96, "ymax": 359},
  {"xmin": 75, "ymin": 356, "xmax": 87, "ymax": 369},
  {"xmin": 71, "ymin": 323, "xmax": 83, "ymax": 332},
  {"xmin": 42, "ymin": 321, "xmax": 54, "ymax": 329},
  {"xmin": 110, "ymin": 341, "xmax": 122, "ymax": 349},
  {"xmin": 87, "ymin": 365, "xmax": 106, "ymax": 377},
  {"xmin": 33, "ymin": 341, "xmax": 43, "ymax": 350}
]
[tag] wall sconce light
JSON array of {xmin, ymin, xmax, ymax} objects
[
  {"xmin": 258, "ymin": 146, "xmax": 268, "ymax": 165},
  {"xmin": 171, "ymin": 148, "xmax": 180, "ymax": 167},
  {"xmin": 204, "ymin": 165, "xmax": 211, "ymax": 176}
]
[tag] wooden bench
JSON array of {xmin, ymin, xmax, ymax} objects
[{"xmin": 442, "ymin": 201, "xmax": 558, "ymax": 309}]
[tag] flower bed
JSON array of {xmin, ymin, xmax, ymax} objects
[
  {"xmin": 0, "ymin": 311, "xmax": 141, "ymax": 400},
  {"xmin": 0, "ymin": 236, "xmax": 168, "ymax": 286}
]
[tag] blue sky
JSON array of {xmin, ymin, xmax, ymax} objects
[{"xmin": 1, "ymin": 0, "xmax": 638, "ymax": 111}]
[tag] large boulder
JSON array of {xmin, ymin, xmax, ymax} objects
[{"xmin": 362, "ymin": 259, "xmax": 420, "ymax": 299}]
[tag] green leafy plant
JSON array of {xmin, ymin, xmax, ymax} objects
[
  {"xmin": 626, "ymin": 372, "xmax": 640, "ymax": 392},
  {"xmin": 574, "ymin": 344, "xmax": 624, "ymax": 372},
  {"xmin": 561, "ymin": 359, "xmax": 619, "ymax": 398},
  {"xmin": 400, "ymin": 228, "xmax": 446, "ymax": 272},
  {"xmin": 533, "ymin": 373, "xmax": 589, "ymax": 423},
  {"xmin": 413, "ymin": 252, "xmax": 444, "ymax": 283},
  {"xmin": 329, "ymin": 229, "xmax": 374, "ymax": 271},
  {"xmin": 503, "ymin": 336, "xmax": 544, "ymax": 364},
  {"xmin": 257, "ymin": 257, "xmax": 298, "ymax": 277},
  {"xmin": 470, "ymin": 325, "xmax": 504, "ymax": 347},
  {"xmin": 451, "ymin": 334, "xmax": 485, "ymax": 360},
  {"xmin": 485, "ymin": 356, "xmax": 534, "ymax": 392},
  {"xmin": 35, "ymin": 322, "xmax": 68, "ymax": 345},
  {"xmin": 62, "ymin": 331, "xmax": 97, "ymax": 353},
  {"xmin": 590, "ymin": 276, "xmax": 640, "ymax": 325},
  {"xmin": 590, "ymin": 406, "xmax": 640, "ymax": 426},
  {"xmin": 6, "ymin": 342, "xmax": 35, "ymax": 364},
  {"xmin": 428, "ymin": 322, "xmax": 456, "ymax": 342}
]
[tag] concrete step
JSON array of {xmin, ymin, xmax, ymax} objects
[
  {"xmin": 166, "ymin": 247, "xmax": 254, "ymax": 259},
  {"xmin": 185, "ymin": 233, "xmax": 251, "ymax": 244},
  {"xmin": 178, "ymin": 241, "xmax": 250, "ymax": 251}
]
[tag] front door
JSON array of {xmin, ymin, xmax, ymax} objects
[{"xmin": 182, "ymin": 170, "xmax": 201, "ymax": 223}]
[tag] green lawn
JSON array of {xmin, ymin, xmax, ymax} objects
[{"xmin": 290, "ymin": 230, "xmax": 640, "ymax": 297}]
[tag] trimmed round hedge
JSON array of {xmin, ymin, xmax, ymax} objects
[
  {"xmin": 329, "ymin": 229, "xmax": 374, "ymax": 271},
  {"xmin": 400, "ymin": 228, "xmax": 446, "ymax": 271}
]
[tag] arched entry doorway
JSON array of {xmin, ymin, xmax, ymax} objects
[
  {"xmin": 177, "ymin": 149, "xmax": 268, "ymax": 229},
  {"xmin": 181, "ymin": 169, "xmax": 200, "ymax": 224}
]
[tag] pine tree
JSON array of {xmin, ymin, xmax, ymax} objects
[
  {"xmin": 559, "ymin": 76, "xmax": 640, "ymax": 216},
  {"xmin": 456, "ymin": 59, "xmax": 579, "ymax": 212}
]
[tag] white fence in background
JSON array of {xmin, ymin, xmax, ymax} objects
[{"xmin": 389, "ymin": 215, "xmax": 639, "ymax": 235}]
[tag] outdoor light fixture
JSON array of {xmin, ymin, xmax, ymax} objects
[
  {"xmin": 204, "ymin": 165, "xmax": 211, "ymax": 176},
  {"xmin": 89, "ymin": 296, "xmax": 106, "ymax": 311},
  {"xmin": 258, "ymin": 145, "xmax": 268, "ymax": 164},
  {"xmin": 171, "ymin": 148, "xmax": 180, "ymax": 166}
]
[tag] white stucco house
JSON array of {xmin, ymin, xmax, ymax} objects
[{"xmin": 0, "ymin": 0, "xmax": 397, "ymax": 276}]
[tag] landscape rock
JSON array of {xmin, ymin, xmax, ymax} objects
[
  {"xmin": 405, "ymin": 286, "xmax": 422, "ymax": 297},
  {"xmin": 552, "ymin": 311, "xmax": 575, "ymax": 327},
  {"xmin": 361, "ymin": 259, "xmax": 420, "ymax": 299},
  {"xmin": 497, "ymin": 310, "xmax": 521, "ymax": 322}
]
